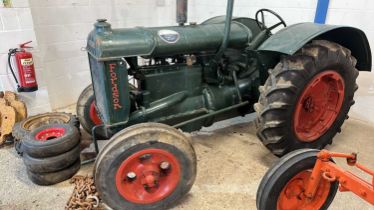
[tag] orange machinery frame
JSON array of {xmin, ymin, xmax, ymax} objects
[{"xmin": 304, "ymin": 149, "xmax": 374, "ymax": 205}]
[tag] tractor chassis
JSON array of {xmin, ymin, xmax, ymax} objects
[{"xmin": 82, "ymin": 100, "xmax": 250, "ymax": 164}]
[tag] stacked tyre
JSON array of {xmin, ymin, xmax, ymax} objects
[
  {"xmin": 21, "ymin": 123, "xmax": 81, "ymax": 185},
  {"xmin": 12, "ymin": 112, "xmax": 79, "ymax": 156}
]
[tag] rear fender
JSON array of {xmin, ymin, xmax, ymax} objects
[{"xmin": 257, "ymin": 22, "xmax": 371, "ymax": 71}]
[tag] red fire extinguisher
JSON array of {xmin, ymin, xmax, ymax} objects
[{"xmin": 8, "ymin": 41, "xmax": 38, "ymax": 92}]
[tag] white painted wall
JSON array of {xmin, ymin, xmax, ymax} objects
[
  {"xmin": 188, "ymin": 0, "xmax": 318, "ymax": 27},
  {"xmin": 29, "ymin": 0, "xmax": 178, "ymax": 109},
  {"xmin": 0, "ymin": 0, "xmax": 50, "ymax": 115},
  {"xmin": 188, "ymin": 0, "xmax": 374, "ymax": 65},
  {"xmin": 327, "ymin": 0, "xmax": 374, "ymax": 59},
  {"xmin": 1, "ymin": 0, "xmax": 373, "ymax": 110}
]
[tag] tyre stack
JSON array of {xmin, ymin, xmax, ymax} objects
[
  {"xmin": 21, "ymin": 123, "xmax": 81, "ymax": 185},
  {"xmin": 12, "ymin": 112, "xmax": 80, "ymax": 156},
  {"xmin": 11, "ymin": 112, "xmax": 81, "ymax": 185}
]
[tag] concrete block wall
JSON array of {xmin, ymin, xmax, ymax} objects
[
  {"xmin": 0, "ymin": 0, "xmax": 51, "ymax": 115},
  {"xmin": 29, "ymin": 0, "xmax": 177, "ymax": 109}
]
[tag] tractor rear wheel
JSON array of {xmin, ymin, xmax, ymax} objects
[
  {"xmin": 255, "ymin": 40, "xmax": 358, "ymax": 156},
  {"xmin": 94, "ymin": 123, "xmax": 197, "ymax": 210},
  {"xmin": 256, "ymin": 149, "xmax": 338, "ymax": 210}
]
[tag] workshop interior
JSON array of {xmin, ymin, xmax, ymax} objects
[{"xmin": 0, "ymin": 0, "xmax": 374, "ymax": 209}]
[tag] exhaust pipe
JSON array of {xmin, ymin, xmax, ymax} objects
[
  {"xmin": 176, "ymin": 0, "xmax": 188, "ymax": 26},
  {"xmin": 214, "ymin": 0, "xmax": 234, "ymax": 62}
]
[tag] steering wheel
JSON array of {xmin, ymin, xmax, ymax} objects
[{"xmin": 255, "ymin": 9, "xmax": 287, "ymax": 31}]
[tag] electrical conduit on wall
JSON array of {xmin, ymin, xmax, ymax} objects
[{"xmin": 314, "ymin": 0, "xmax": 330, "ymax": 24}]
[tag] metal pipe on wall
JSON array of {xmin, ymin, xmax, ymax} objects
[{"xmin": 314, "ymin": 0, "xmax": 330, "ymax": 24}]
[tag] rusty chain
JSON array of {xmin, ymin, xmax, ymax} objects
[{"xmin": 66, "ymin": 175, "xmax": 103, "ymax": 210}]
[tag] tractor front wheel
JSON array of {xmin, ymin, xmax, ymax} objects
[
  {"xmin": 255, "ymin": 40, "xmax": 358, "ymax": 156},
  {"xmin": 76, "ymin": 83, "xmax": 137, "ymax": 139},
  {"xmin": 256, "ymin": 149, "xmax": 338, "ymax": 210},
  {"xmin": 94, "ymin": 123, "xmax": 197, "ymax": 210},
  {"xmin": 76, "ymin": 84, "xmax": 106, "ymax": 139}
]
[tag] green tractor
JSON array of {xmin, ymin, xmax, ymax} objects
[{"xmin": 76, "ymin": 0, "xmax": 371, "ymax": 209}]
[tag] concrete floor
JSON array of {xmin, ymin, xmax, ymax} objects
[{"xmin": 0, "ymin": 72, "xmax": 374, "ymax": 210}]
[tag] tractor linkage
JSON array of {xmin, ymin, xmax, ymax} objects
[{"xmin": 306, "ymin": 150, "xmax": 374, "ymax": 206}]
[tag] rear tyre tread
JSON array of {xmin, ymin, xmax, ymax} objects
[{"xmin": 255, "ymin": 40, "xmax": 359, "ymax": 156}]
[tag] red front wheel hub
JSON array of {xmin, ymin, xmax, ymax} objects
[
  {"xmin": 293, "ymin": 71, "xmax": 345, "ymax": 142},
  {"xmin": 89, "ymin": 101, "xmax": 102, "ymax": 125},
  {"xmin": 115, "ymin": 149, "xmax": 181, "ymax": 204}
]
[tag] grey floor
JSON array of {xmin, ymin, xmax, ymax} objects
[{"xmin": 0, "ymin": 72, "xmax": 373, "ymax": 210}]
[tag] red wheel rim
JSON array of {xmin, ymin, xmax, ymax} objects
[
  {"xmin": 89, "ymin": 101, "xmax": 102, "ymax": 125},
  {"xmin": 35, "ymin": 128, "xmax": 65, "ymax": 141},
  {"xmin": 115, "ymin": 148, "xmax": 181, "ymax": 204},
  {"xmin": 277, "ymin": 170, "xmax": 331, "ymax": 210},
  {"xmin": 293, "ymin": 71, "xmax": 345, "ymax": 142}
]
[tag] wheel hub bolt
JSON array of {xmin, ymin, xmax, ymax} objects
[
  {"xmin": 160, "ymin": 161, "xmax": 170, "ymax": 170},
  {"xmin": 127, "ymin": 172, "xmax": 136, "ymax": 180},
  {"xmin": 139, "ymin": 154, "xmax": 152, "ymax": 161}
]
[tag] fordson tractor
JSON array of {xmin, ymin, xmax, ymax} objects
[{"xmin": 76, "ymin": 0, "xmax": 371, "ymax": 209}]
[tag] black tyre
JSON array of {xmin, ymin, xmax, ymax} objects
[
  {"xmin": 94, "ymin": 123, "xmax": 197, "ymax": 210},
  {"xmin": 27, "ymin": 159, "xmax": 81, "ymax": 186},
  {"xmin": 255, "ymin": 40, "xmax": 358, "ymax": 156},
  {"xmin": 13, "ymin": 112, "xmax": 79, "ymax": 156},
  {"xmin": 76, "ymin": 84, "xmax": 136, "ymax": 139},
  {"xmin": 76, "ymin": 84, "xmax": 107, "ymax": 139},
  {"xmin": 15, "ymin": 140, "xmax": 23, "ymax": 155},
  {"xmin": 23, "ymin": 144, "xmax": 80, "ymax": 173},
  {"xmin": 12, "ymin": 112, "xmax": 79, "ymax": 141},
  {"xmin": 22, "ymin": 123, "xmax": 80, "ymax": 158},
  {"xmin": 257, "ymin": 149, "xmax": 338, "ymax": 210}
]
